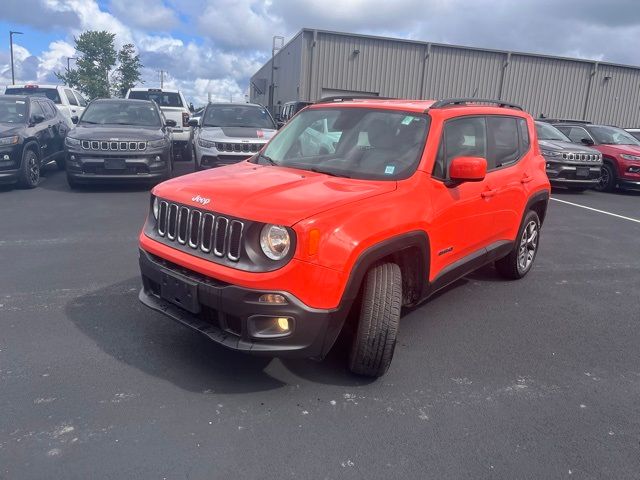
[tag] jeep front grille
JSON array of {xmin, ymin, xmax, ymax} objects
[
  {"xmin": 156, "ymin": 201, "xmax": 244, "ymax": 261},
  {"xmin": 81, "ymin": 140, "xmax": 147, "ymax": 151},
  {"xmin": 215, "ymin": 142, "xmax": 264, "ymax": 153}
]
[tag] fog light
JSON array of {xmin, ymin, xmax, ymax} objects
[
  {"xmin": 70, "ymin": 155, "xmax": 75, "ymax": 161},
  {"xmin": 258, "ymin": 293, "xmax": 287, "ymax": 304},
  {"xmin": 2, "ymin": 154, "xmax": 9, "ymax": 161},
  {"xmin": 248, "ymin": 315, "xmax": 294, "ymax": 338},
  {"xmin": 155, "ymin": 155, "xmax": 161, "ymax": 162}
]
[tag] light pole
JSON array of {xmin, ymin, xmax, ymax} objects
[
  {"xmin": 66, "ymin": 56, "xmax": 77, "ymax": 73},
  {"xmin": 10, "ymin": 31, "xmax": 24, "ymax": 85}
]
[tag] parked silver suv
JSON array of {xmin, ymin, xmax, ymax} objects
[{"xmin": 190, "ymin": 103, "xmax": 277, "ymax": 170}]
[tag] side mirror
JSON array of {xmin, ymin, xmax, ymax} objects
[
  {"xmin": 31, "ymin": 113, "xmax": 45, "ymax": 124},
  {"xmin": 188, "ymin": 118, "xmax": 199, "ymax": 127},
  {"xmin": 71, "ymin": 115, "xmax": 79, "ymax": 124},
  {"xmin": 581, "ymin": 137, "xmax": 594, "ymax": 146},
  {"xmin": 448, "ymin": 156, "xmax": 487, "ymax": 184},
  {"xmin": 165, "ymin": 119, "xmax": 177, "ymax": 128}
]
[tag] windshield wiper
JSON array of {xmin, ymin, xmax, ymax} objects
[
  {"xmin": 307, "ymin": 167, "xmax": 350, "ymax": 178},
  {"xmin": 258, "ymin": 153, "xmax": 278, "ymax": 166},
  {"xmin": 80, "ymin": 120, "xmax": 99, "ymax": 124}
]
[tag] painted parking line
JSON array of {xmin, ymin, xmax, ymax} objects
[{"xmin": 551, "ymin": 197, "xmax": 640, "ymax": 224}]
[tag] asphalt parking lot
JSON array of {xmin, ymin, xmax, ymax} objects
[{"xmin": 1, "ymin": 163, "xmax": 639, "ymax": 480}]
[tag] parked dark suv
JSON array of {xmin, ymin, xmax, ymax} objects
[
  {"xmin": 0, "ymin": 95, "xmax": 69, "ymax": 188},
  {"xmin": 535, "ymin": 121, "xmax": 601, "ymax": 191},
  {"xmin": 552, "ymin": 121, "xmax": 640, "ymax": 192},
  {"xmin": 64, "ymin": 99, "xmax": 176, "ymax": 188}
]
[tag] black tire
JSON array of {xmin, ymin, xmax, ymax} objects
[
  {"xmin": 66, "ymin": 174, "xmax": 79, "ymax": 189},
  {"xmin": 18, "ymin": 147, "xmax": 40, "ymax": 189},
  {"xmin": 495, "ymin": 210, "xmax": 541, "ymax": 280},
  {"xmin": 594, "ymin": 163, "xmax": 616, "ymax": 192},
  {"xmin": 348, "ymin": 263, "xmax": 402, "ymax": 377}
]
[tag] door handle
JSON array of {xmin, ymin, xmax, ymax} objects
[
  {"xmin": 521, "ymin": 173, "xmax": 534, "ymax": 183},
  {"xmin": 71, "ymin": 109, "xmax": 77, "ymax": 113},
  {"xmin": 481, "ymin": 188, "xmax": 498, "ymax": 199}
]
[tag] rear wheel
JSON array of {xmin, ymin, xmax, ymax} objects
[
  {"xmin": 495, "ymin": 210, "xmax": 541, "ymax": 280},
  {"xmin": 348, "ymin": 263, "xmax": 402, "ymax": 377},
  {"xmin": 18, "ymin": 148, "xmax": 40, "ymax": 188},
  {"xmin": 595, "ymin": 163, "xmax": 616, "ymax": 192}
]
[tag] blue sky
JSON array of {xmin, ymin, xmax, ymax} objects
[{"xmin": 2, "ymin": 0, "xmax": 640, "ymax": 105}]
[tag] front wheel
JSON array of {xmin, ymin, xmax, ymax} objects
[
  {"xmin": 18, "ymin": 148, "xmax": 40, "ymax": 188},
  {"xmin": 495, "ymin": 210, "xmax": 541, "ymax": 280},
  {"xmin": 595, "ymin": 163, "xmax": 616, "ymax": 192},
  {"xmin": 348, "ymin": 263, "xmax": 402, "ymax": 377}
]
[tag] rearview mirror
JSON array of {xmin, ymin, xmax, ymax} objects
[
  {"xmin": 448, "ymin": 156, "xmax": 487, "ymax": 184},
  {"xmin": 31, "ymin": 113, "xmax": 45, "ymax": 124},
  {"xmin": 165, "ymin": 119, "xmax": 177, "ymax": 128},
  {"xmin": 71, "ymin": 115, "xmax": 79, "ymax": 124},
  {"xmin": 581, "ymin": 137, "xmax": 594, "ymax": 146},
  {"xmin": 188, "ymin": 118, "xmax": 199, "ymax": 127}
]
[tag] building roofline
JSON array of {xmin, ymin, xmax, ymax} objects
[{"xmin": 291, "ymin": 27, "xmax": 640, "ymax": 72}]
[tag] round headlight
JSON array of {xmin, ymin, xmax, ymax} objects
[
  {"xmin": 260, "ymin": 225, "xmax": 290, "ymax": 260},
  {"xmin": 152, "ymin": 197, "xmax": 159, "ymax": 220}
]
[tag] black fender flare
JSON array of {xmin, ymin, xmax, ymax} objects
[{"xmin": 525, "ymin": 189, "xmax": 550, "ymax": 225}]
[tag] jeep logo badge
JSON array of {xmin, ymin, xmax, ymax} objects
[{"xmin": 191, "ymin": 195, "xmax": 211, "ymax": 206}]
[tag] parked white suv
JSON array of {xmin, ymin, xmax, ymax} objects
[
  {"xmin": 4, "ymin": 84, "xmax": 87, "ymax": 126},
  {"xmin": 125, "ymin": 88, "xmax": 192, "ymax": 161}
]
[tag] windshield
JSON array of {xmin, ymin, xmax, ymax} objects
[
  {"xmin": 588, "ymin": 125, "xmax": 640, "ymax": 145},
  {"xmin": 258, "ymin": 107, "xmax": 429, "ymax": 180},
  {"xmin": 128, "ymin": 90, "xmax": 183, "ymax": 107},
  {"xmin": 203, "ymin": 105, "xmax": 275, "ymax": 129},
  {"xmin": 0, "ymin": 98, "xmax": 28, "ymax": 123},
  {"xmin": 5, "ymin": 87, "xmax": 61, "ymax": 104},
  {"xmin": 535, "ymin": 122, "xmax": 570, "ymax": 142},
  {"xmin": 80, "ymin": 102, "xmax": 161, "ymax": 127}
]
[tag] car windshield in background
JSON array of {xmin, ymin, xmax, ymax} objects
[
  {"xmin": 128, "ymin": 91, "xmax": 183, "ymax": 107},
  {"xmin": 0, "ymin": 98, "xmax": 28, "ymax": 123},
  {"xmin": 203, "ymin": 105, "xmax": 276, "ymax": 129},
  {"xmin": 536, "ymin": 122, "xmax": 571, "ymax": 142},
  {"xmin": 80, "ymin": 102, "xmax": 161, "ymax": 127},
  {"xmin": 260, "ymin": 108, "xmax": 429, "ymax": 180},
  {"xmin": 5, "ymin": 87, "xmax": 62, "ymax": 104},
  {"xmin": 589, "ymin": 126, "xmax": 640, "ymax": 145}
]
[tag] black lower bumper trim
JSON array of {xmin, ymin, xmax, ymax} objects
[
  {"xmin": 138, "ymin": 249, "xmax": 347, "ymax": 358},
  {"xmin": 618, "ymin": 179, "xmax": 640, "ymax": 191}
]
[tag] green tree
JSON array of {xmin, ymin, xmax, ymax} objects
[
  {"xmin": 57, "ymin": 31, "xmax": 117, "ymax": 99},
  {"xmin": 111, "ymin": 43, "xmax": 144, "ymax": 97}
]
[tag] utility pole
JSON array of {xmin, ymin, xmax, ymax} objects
[
  {"xmin": 269, "ymin": 35, "xmax": 284, "ymax": 114},
  {"xmin": 9, "ymin": 31, "xmax": 24, "ymax": 85},
  {"xmin": 66, "ymin": 56, "xmax": 77, "ymax": 73},
  {"xmin": 158, "ymin": 70, "xmax": 165, "ymax": 88},
  {"xmin": 208, "ymin": 92, "xmax": 211, "ymax": 103}
]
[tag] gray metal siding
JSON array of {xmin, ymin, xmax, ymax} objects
[{"xmin": 251, "ymin": 29, "xmax": 640, "ymax": 127}]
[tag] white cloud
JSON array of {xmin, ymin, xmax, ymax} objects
[{"xmin": 110, "ymin": 0, "xmax": 179, "ymax": 31}]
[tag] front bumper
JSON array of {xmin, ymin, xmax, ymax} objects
[
  {"xmin": 0, "ymin": 145, "xmax": 23, "ymax": 184},
  {"xmin": 617, "ymin": 179, "xmax": 640, "ymax": 191},
  {"xmin": 195, "ymin": 150, "xmax": 255, "ymax": 169},
  {"xmin": 66, "ymin": 150, "xmax": 170, "ymax": 182},
  {"xmin": 138, "ymin": 248, "xmax": 348, "ymax": 359},
  {"xmin": 545, "ymin": 159, "xmax": 601, "ymax": 186}
]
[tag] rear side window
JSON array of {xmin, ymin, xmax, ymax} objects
[
  {"xmin": 74, "ymin": 91, "xmax": 87, "ymax": 107},
  {"xmin": 41, "ymin": 101, "xmax": 57, "ymax": 120},
  {"xmin": 433, "ymin": 116, "xmax": 487, "ymax": 179},
  {"xmin": 518, "ymin": 118, "xmax": 530, "ymax": 151},
  {"xmin": 5, "ymin": 87, "xmax": 62, "ymax": 104},
  {"xmin": 128, "ymin": 90, "xmax": 183, "ymax": 107},
  {"xmin": 65, "ymin": 89, "xmax": 78, "ymax": 106},
  {"xmin": 29, "ymin": 101, "xmax": 45, "ymax": 119},
  {"xmin": 486, "ymin": 117, "xmax": 520, "ymax": 169}
]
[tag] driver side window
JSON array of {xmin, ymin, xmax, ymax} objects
[{"xmin": 433, "ymin": 117, "xmax": 487, "ymax": 179}]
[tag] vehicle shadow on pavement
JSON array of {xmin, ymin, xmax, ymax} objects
[{"xmin": 65, "ymin": 277, "xmax": 287, "ymax": 394}]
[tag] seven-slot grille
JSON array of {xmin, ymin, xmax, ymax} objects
[
  {"xmin": 215, "ymin": 142, "xmax": 264, "ymax": 153},
  {"xmin": 156, "ymin": 201, "xmax": 244, "ymax": 261},
  {"xmin": 81, "ymin": 140, "xmax": 147, "ymax": 151},
  {"xmin": 561, "ymin": 152, "xmax": 601, "ymax": 162}
]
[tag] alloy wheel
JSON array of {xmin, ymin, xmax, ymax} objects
[
  {"xmin": 596, "ymin": 166, "xmax": 609, "ymax": 191},
  {"xmin": 518, "ymin": 220, "xmax": 538, "ymax": 273},
  {"xmin": 28, "ymin": 155, "xmax": 40, "ymax": 185}
]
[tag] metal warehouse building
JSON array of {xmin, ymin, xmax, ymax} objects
[{"xmin": 250, "ymin": 29, "xmax": 640, "ymax": 127}]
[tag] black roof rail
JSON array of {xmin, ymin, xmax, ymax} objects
[
  {"xmin": 538, "ymin": 118, "xmax": 591, "ymax": 124},
  {"xmin": 430, "ymin": 98, "xmax": 523, "ymax": 111},
  {"xmin": 315, "ymin": 95, "xmax": 396, "ymax": 104}
]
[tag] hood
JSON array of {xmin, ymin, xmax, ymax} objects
[
  {"xmin": 0, "ymin": 123, "xmax": 24, "ymax": 137},
  {"xmin": 70, "ymin": 124, "xmax": 163, "ymax": 141},
  {"xmin": 597, "ymin": 143, "xmax": 640, "ymax": 156},
  {"xmin": 153, "ymin": 161, "xmax": 397, "ymax": 225},
  {"xmin": 200, "ymin": 126, "xmax": 276, "ymax": 141},
  {"xmin": 538, "ymin": 139, "xmax": 599, "ymax": 154}
]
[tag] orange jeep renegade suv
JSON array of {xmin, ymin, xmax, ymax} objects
[{"xmin": 138, "ymin": 97, "xmax": 550, "ymax": 377}]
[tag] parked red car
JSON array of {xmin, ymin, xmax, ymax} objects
[
  {"xmin": 553, "ymin": 121, "xmax": 640, "ymax": 192},
  {"xmin": 138, "ymin": 97, "xmax": 550, "ymax": 376}
]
